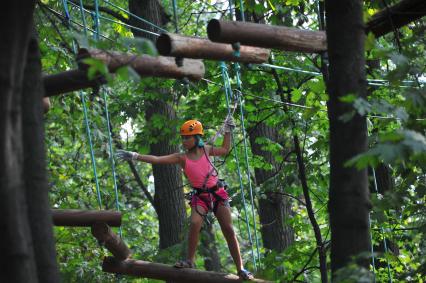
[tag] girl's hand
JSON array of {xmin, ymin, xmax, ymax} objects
[
  {"xmin": 116, "ymin": 150, "xmax": 138, "ymax": 161},
  {"xmin": 224, "ymin": 115, "xmax": 236, "ymax": 132}
]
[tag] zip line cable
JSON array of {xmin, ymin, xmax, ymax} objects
[
  {"xmin": 200, "ymin": 78, "xmax": 426, "ymax": 122},
  {"xmin": 42, "ymin": 4, "xmax": 115, "ymax": 42},
  {"xmin": 103, "ymin": 0, "xmax": 168, "ymax": 33},
  {"xmin": 66, "ymin": 0, "xmax": 160, "ymax": 37}
]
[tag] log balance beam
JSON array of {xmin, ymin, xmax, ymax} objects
[
  {"xmin": 366, "ymin": 0, "xmax": 426, "ymax": 37},
  {"xmin": 156, "ymin": 33, "xmax": 270, "ymax": 64},
  {"xmin": 102, "ymin": 257, "xmax": 271, "ymax": 283},
  {"xmin": 207, "ymin": 19, "xmax": 327, "ymax": 53},
  {"xmin": 77, "ymin": 48, "xmax": 205, "ymax": 81},
  {"xmin": 52, "ymin": 209, "xmax": 121, "ymax": 227},
  {"xmin": 43, "ymin": 69, "xmax": 105, "ymax": 97},
  {"xmin": 92, "ymin": 223, "xmax": 131, "ymax": 260}
]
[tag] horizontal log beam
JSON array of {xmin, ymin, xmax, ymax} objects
[
  {"xmin": 77, "ymin": 48, "xmax": 205, "ymax": 81},
  {"xmin": 207, "ymin": 19, "xmax": 327, "ymax": 53},
  {"xmin": 92, "ymin": 223, "xmax": 131, "ymax": 260},
  {"xmin": 156, "ymin": 33, "xmax": 270, "ymax": 64},
  {"xmin": 43, "ymin": 69, "xmax": 104, "ymax": 97},
  {"xmin": 102, "ymin": 257, "xmax": 270, "ymax": 283},
  {"xmin": 366, "ymin": 0, "xmax": 426, "ymax": 37},
  {"xmin": 52, "ymin": 209, "xmax": 121, "ymax": 227}
]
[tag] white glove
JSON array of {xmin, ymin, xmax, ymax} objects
[
  {"xmin": 224, "ymin": 115, "xmax": 236, "ymax": 133},
  {"xmin": 116, "ymin": 150, "xmax": 139, "ymax": 161}
]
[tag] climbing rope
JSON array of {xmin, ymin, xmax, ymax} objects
[
  {"xmin": 225, "ymin": 0, "xmax": 262, "ymax": 269},
  {"xmin": 172, "ymin": 0, "xmax": 179, "ymax": 33},
  {"xmin": 61, "ymin": 0, "xmax": 103, "ymax": 210},
  {"xmin": 220, "ymin": 61, "xmax": 257, "ymax": 270},
  {"xmin": 89, "ymin": 0, "xmax": 122, "ymax": 236}
]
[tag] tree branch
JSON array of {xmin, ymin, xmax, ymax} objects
[{"xmin": 68, "ymin": 0, "xmax": 130, "ymax": 25}]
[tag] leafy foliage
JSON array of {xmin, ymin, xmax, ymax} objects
[{"xmin": 36, "ymin": 0, "xmax": 425, "ymax": 282}]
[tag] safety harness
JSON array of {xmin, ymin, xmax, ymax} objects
[{"xmin": 185, "ymin": 147, "xmax": 228, "ymax": 218}]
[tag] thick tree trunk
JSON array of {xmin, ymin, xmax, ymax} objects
[
  {"xmin": 128, "ymin": 0, "xmax": 187, "ymax": 251},
  {"xmin": 325, "ymin": 0, "xmax": 371, "ymax": 276},
  {"xmin": 0, "ymin": 2, "xmax": 60, "ymax": 282},
  {"xmin": 248, "ymin": 123, "xmax": 294, "ymax": 252},
  {"xmin": 22, "ymin": 27, "xmax": 61, "ymax": 283},
  {"xmin": 145, "ymin": 100, "xmax": 186, "ymax": 249}
]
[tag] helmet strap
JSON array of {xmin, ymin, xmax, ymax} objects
[{"xmin": 196, "ymin": 135, "xmax": 205, "ymax": 148}]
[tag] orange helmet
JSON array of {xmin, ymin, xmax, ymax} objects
[{"xmin": 180, "ymin": 120, "xmax": 203, "ymax": 136}]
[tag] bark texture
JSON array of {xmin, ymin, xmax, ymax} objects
[
  {"xmin": 0, "ymin": 2, "xmax": 60, "ymax": 282},
  {"xmin": 249, "ymin": 123, "xmax": 294, "ymax": 252},
  {"xmin": 325, "ymin": 0, "xmax": 372, "ymax": 275}
]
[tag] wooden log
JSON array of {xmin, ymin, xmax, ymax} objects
[
  {"xmin": 207, "ymin": 19, "xmax": 327, "ymax": 53},
  {"xmin": 156, "ymin": 33, "xmax": 270, "ymax": 64},
  {"xmin": 43, "ymin": 69, "xmax": 104, "ymax": 97},
  {"xmin": 77, "ymin": 48, "xmax": 205, "ymax": 81},
  {"xmin": 52, "ymin": 209, "xmax": 121, "ymax": 227},
  {"xmin": 91, "ymin": 223, "xmax": 131, "ymax": 260},
  {"xmin": 102, "ymin": 257, "xmax": 271, "ymax": 283},
  {"xmin": 366, "ymin": 0, "xmax": 426, "ymax": 37}
]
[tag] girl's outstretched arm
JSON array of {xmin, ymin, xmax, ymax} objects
[{"xmin": 116, "ymin": 150, "xmax": 183, "ymax": 165}]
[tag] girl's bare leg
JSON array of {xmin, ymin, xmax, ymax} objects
[
  {"xmin": 215, "ymin": 204, "xmax": 243, "ymax": 271},
  {"xmin": 187, "ymin": 205, "xmax": 206, "ymax": 263}
]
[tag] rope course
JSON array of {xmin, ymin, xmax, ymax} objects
[
  {"xmin": 39, "ymin": 0, "xmax": 425, "ymax": 281},
  {"xmin": 49, "ymin": 1, "xmax": 424, "ymax": 89},
  {"xmin": 41, "ymin": 8, "xmax": 421, "ymax": 124}
]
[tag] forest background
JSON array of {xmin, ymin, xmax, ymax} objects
[{"xmin": 29, "ymin": 0, "xmax": 426, "ymax": 282}]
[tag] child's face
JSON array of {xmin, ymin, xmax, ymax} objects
[{"xmin": 181, "ymin": 135, "xmax": 195, "ymax": 150}]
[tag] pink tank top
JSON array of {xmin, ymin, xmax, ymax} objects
[{"xmin": 184, "ymin": 153, "xmax": 218, "ymax": 189}]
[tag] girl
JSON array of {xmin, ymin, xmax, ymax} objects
[{"xmin": 116, "ymin": 118, "xmax": 253, "ymax": 280}]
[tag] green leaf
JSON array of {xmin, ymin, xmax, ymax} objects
[
  {"xmin": 291, "ymin": 88, "xmax": 303, "ymax": 102},
  {"xmin": 365, "ymin": 32, "xmax": 376, "ymax": 52}
]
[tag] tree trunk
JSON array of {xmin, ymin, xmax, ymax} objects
[
  {"xmin": 199, "ymin": 225, "xmax": 221, "ymax": 272},
  {"xmin": 325, "ymin": 0, "xmax": 372, "ymax": 276},
  {"xmin": 128, "ymin": 0, "xmax": 187, "ymax": 251},
  {"xmin": 145, "ymin": 99, "xmax": 186, "ymax": 249},
  {"xmin": 0, "ymin": 2, "xmax": 60, "ymax": 282},
  {"xmin": 248, "ymin": 123, "xmax": 294, "ymax": 252},
  {"xmin": 22, "ymin": 27, "xmax": 61, "ymax": 283}
]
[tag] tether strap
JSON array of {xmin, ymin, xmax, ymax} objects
[{"xmin": 193, "ymin": 186, "xmax": 225, "ymax": 214}]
